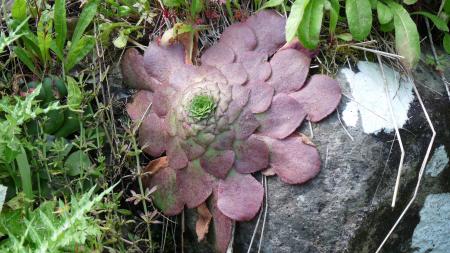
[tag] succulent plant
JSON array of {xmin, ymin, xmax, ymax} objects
[{"xmin": 122, "ymin": 10, "xmax": 341, "ymax": 252}]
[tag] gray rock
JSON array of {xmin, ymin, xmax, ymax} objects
[
  {"xmin": 411, "ymin": 193, "xmax": 450, "ymax": 253},
  {"xmin": 425, "ymin": 146, "xmax": 449, "ymax": 177},
  {"xmin": 184, "ymin": 50, "xmax": 450, "ymax": 253}
]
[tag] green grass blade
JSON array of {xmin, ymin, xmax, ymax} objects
[
  {"xmin": 54, "ymin": 0, "xmax": 67, "ymax": 51},
  {"xmin": 65, "ymin": 35, "xmax": 95, "ymax": 72},
  {"xmin": 16, "ymin": 146, "xmax": 33, "ymax": 200},
  {"xmin": 71, "ymin": 0, "xmax": 98, "ymax": 47},
  {"xmin": 286, "ymin": 0, "xmax": 310, "ymax": 42}
]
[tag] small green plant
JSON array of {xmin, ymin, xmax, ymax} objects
[
  {"xmin": 0, "ymin": 183, "xmax": 118, "ymax": 253},
  {"xmin": 10, "ymin": 0, "xmax": 98, "ymax": 75}
]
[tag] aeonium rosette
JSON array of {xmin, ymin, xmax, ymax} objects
[{"xmin": 121, "ymin": 10, "xmax": 341, "ymax": 252}]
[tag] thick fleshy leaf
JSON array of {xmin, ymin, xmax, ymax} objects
[
  {"xmin": 177, "ymin": 160, "xmax": 215, "ymax": 208},
  {"xmin": 233, "ymin": 109, "xmax": 260, "ymax": 140},
  {"xmin": 218, "ymin": 63, "xmax": 248, "ymax": 86},
  {"xmin": 168, "ymin": 64, "xmax": 198, "ymax": 90},
  {"xmin": 228, "ymin": 86, "xmax": 250, "ymax": 123},
  {"xmin": 217, "ymin": 171, "xmax": 264, "ymax": 221},
  {"xmin": 121, "ymin": 48, "xmax": 161, "ymax": 91},
  {"xmin": 147, "ymin": 167, "xmax": 184, "ymax": 216},
  {"xmin": 126, "ymin": 90, "xmax": 153, "ymax": 122},
  {"xmin": 144, "ymin": 42, "xmax": 185, "ymax": 83},
  {"xmin": 245, "ymin": 10, "xmax": 286, "ymax": 56},
  {"xmin": 268, "ymin": 48, "xmax": 311, "ymax": 93},
  {"xmin": 211, "ymin": 189, "xmax": 233, "ymax": 253},
  {"xmin": 201, "ymin": 42, "xmax": 235, "ymax": 67},
  {"xmin": 234, "ymin": 135, "xmax": 270, "ymax": 174},
  {"xmin": 220, "ymin": 23, "xmax": 257, "ymax": 54},
  {"xmin": 152, "ymin": 86, "xmax": 175, "ymax": 117},
  {"xmin": 139, "ymin": 113, "xmax": 168, "ymax": 157},
  {"xmin": 289, "ymin": 74, "xmax": 341, "ymax": 122},
  {"xmin": 200, "ymin": 149, "xmax": 235, "ymax": 179},
  {"xmin": 211, "ymin": 130, "xmax": 235, "ymax": 150},
  {"xmin": 256, "ymin": 93, "xmax": 306, "ymax": 139},
  {"xmin": 247, "ymin": 81, "xmax": 274, "ymax": 113},
  {"xmin": 238, "ymin": 51, "xmax": 271, "ymax": 81},
  {"xmin": 258, "ymin": 135, "xmax": 321, "ymax": 184},
  {"xmin": 180, "ymin": 138, "xmax": 205, "ymax": 160},
  {"xmin": 167, "ymin": 138, "xmax": 189, "ymax": 169}
]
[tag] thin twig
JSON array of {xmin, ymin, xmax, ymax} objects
[
  {"xmin": 336, "ymin": 108, "xmax": 354, "ymax": 141},
  {"xmin": 257, "ymin": 176, "xmax": 269, "ymax": 253},
  {"xmin": 376, "ymin": 55, "xmax": 406, "ymax": 208},
  {"xmin": 376, "ymin": 77, "xmax": 436, "ymax": 253},
  {"xmin": 226, "ymin": 222, "xmax": 235, "ymax": 253}
]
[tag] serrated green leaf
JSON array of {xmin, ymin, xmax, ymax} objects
[
  {"xmin": 403, "ymin": 0, "xmax": 417, "ymax": 5},
  {"xmin": 377, "ymin": 2, "xmax": 393, "ymax": 24},
  {"xmin": 329, "ymin": 0, "xmax": 340, "ymax": 36},
  {"xmin": 260, "ymin": 0, "xmax": 283, "ymax": 9},
  {"xmin": 346, "ymin": 0, "xmax": 372, "ymax": 41},
  {"xmin": 54, "ymin": 0, "xmax": 67, "ymax": 51},
  {"xmin": 37, "ymin": 18, "xmax": 53, "ymax": 65},
  {"xmin": 388, "ymin": 0, "xmax": 420, "ymax": 68},
  {"xmin": 298, "ymin": 0, "xmax": 325, "ymax": 49},
  {"xmin": 412, "ymin": 11, "xmax": 449, "ymax": 32},
  {"xmin": 286, "ymin": 0, "xmax": 311, "ymax": 42},
  {"xmin": 71, "ymin": 0, "xmax": 98, "ymax": 47},
  {"xmin": 444, "ymin": 33, "xmax": 450, "ymax": 54},
  {"xmin": 65, "ymin": 35, "xmax": 96, "ymax": 72}
]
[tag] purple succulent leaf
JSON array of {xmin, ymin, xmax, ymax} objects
[
  {"xmin": 138, "ymin": 113, "xmax": 168, "ymax": 157},
  {"xmin": 126, "ymin": 90, "xmax": 153, "ymax": 122},
  {"xmin": 238, "ymin": 51, "xmax": 271, "ymax": 81},
  {"xmin": 256, "ymin": 93, "xmax": 306, "ymax": 139},
  {"xmin": 220, "ymin": 23, "xmax": 257, "ymax": 54},
  {"xmin": 210, "ymin": 130, "xmax": 236, "ymax": 150},
  {"xmin": 152, "ymin": 86, "xmax": 176, "ymax": 117},
  {"xmin": 247, "ymin": 81, "xmax": 274, "ymax": 113},
  {"xmin": 167, "ymin": 138, "xmax": 189, "ymax": 169},
  {"xmin": 234, "ymin": 135, "xmax": 270, "ymax": 174},
  {"xmin": 200, "ymin": 149, "xmax": 235, "ymax": 179},
  {"xmin": 144, "ymin": 42, "xmax": 185, "ymax": 84},
  {"xmin": 268, "ymin": 48, "xmax": 311, "ymax": 93},
  {"xmin": 217, "ymin": 170, "xmax": 264, "ymax": 221},
  {"xmin": 146, "ymin": 166, "xmax": 184, "ymax": 216},
  {"xmin": 178, "ymin": 160, "xmax": 215, "ymax": 208},
  {"xmin": 233, "ymin": 109, "xmax": 260, "ymax": 140},
  {"xmin": 289, "ymin": 74, "xmax": 342, "ymax": 122},
  {"xmin": 257, "ymin": 134, "xmax": 321, "ymax": 184},
  {"xmin": 218, "ymin": 63, "xmax": 248, "ymax": 86},
  {"xmin": 245, "ymin": 10, "xmax": 286, "ymax": 56},
  {"xmin": 201, "ymin": 42, "xmax": 235, "ymax": 67},
  {"xmin": 121, "ymin": 48, "xmax": 162, "ymax": 91},
  {"xmin": 168, "ymin": 64, "xmax": 198, "ymax": 90},
  {"xmin": 211, "ymin": 188, "xmax": 233, "ymax": 253},
  {"xmin": 227, "ymin": 85, "xmax": 251, "ymax": 123},
  {"xmin": 179, "ymin": 138, "xmax": 206, "ymax": 160}
]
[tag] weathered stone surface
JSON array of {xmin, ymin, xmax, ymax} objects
[
  {"xmin": 182, "ymin": 49, "xmax": 450, "ymax": 253},
  {"xmin": 411, "ymin": 193, "xmax": 450, "ymax": 253}
]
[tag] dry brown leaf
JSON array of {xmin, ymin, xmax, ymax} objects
[
  {"xmin": 144, "ymin": 156, "xmax": 169, "ymax": 175},
  {"xmin": 299, "ymin": 133, "xmax": 315, "ymax": 147},
  {"xmin": 196, "ymin": 202, "xmax": 212, "ymax": 242}
]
